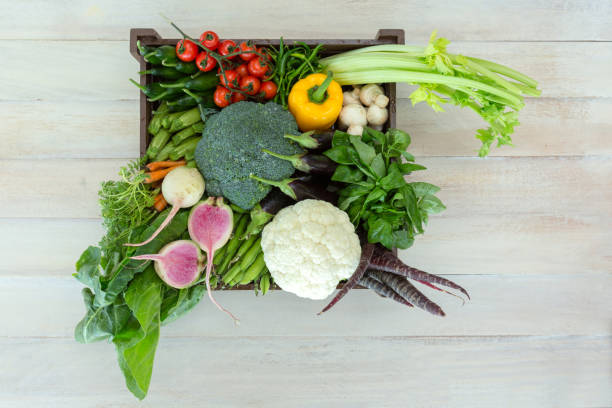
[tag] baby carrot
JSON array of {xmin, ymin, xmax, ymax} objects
[
  {"xmin": 144, "ymin": 163, "xmax": 185, "ymax": 183},
  {"xmin": 146, "ymin": 159, "xmax": 186, "ymax": 172},
  {"xmin": 154, "ymin": 194, "xmax": 167, "ymax": 212}
]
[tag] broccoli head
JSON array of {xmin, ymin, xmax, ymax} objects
[{"xmin": 195, "ymin": 101, "xmax": 303, "ymax": 210}]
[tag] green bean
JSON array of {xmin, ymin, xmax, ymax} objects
[
  {"xmin": 259, "ymin": 273, "xmax": 271, "ymax": 295},
  {"xmin": 218, "ymin": 217, "xmax": 250, "ymax": 273},
  {"xmin": 222, "ymin": 236, "xmax": 260, "ymax": 284},
  {"xmin": 239, "ymin": 252, "xmax": 266, "ymax": 285},
  {"xmin": 213, "ymin": 214, "xmax": 244, "ymax": 266}
]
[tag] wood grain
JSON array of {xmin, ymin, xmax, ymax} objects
[
  {"xmin": 1, "ymin": 0, "xmax": 610, "ymax": 41},
  {"xmin": 0, "ymin": 336, "xmax": 609, "ymax": 407},
  {"xmin": 2, "ymin": 157, "xmax": 609, "ymax": 220},
  {"xmin": 1, "ymin": 41, "xmax": 610, "ymax": 102},
  {"xmin": 1, "ymin": 273, "xmax": 610, "ymax": 338},
  {"xmin": 4, "ymin": 98, "xmax": 612, "ymax": 160}
]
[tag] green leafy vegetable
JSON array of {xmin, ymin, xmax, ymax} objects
[{"xmin": 325, "ymin": 128, "xmax": 445, "ymax": 250}]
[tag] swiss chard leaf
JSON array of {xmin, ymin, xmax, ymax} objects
[
  {"xmin": 114, "ymin": 266, "xmax": 163, "ymax": 400},
  {"xmin": 99, "ymin": 209, "xmax": 190, "ymax": 307},
  {"xmin": 74, "ymin": 288, "xmax": 131, "ymax": 344},
  {"xmin": 161, "ymin": 285, "xmax": 206, "ymax": 326}
]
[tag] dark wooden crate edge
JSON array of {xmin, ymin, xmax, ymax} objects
[{"xmin": 129, "ymin": 28, "xmax": 405, "ymax": 290}]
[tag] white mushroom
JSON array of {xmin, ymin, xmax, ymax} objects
[
  {"xmin": 347, "ymin": 124, "xmax": 364, "ymax": 136},
  {"xmin": 359, "ymin": 84, "xmax": 385, "ymax": 106},
  {"xmin": 374, "ymin": 94, "xmax": 389, "ymax": 108},
  {"xmin": 337, "ymin": 103, "xmax": 367, "ymax": 130},
  {"xmin": 342, "ymin": 90, "xmax": 360, "ymax": 105},
  {"xmin": 366, "ymin": 104, "xmax": 389, "ymax": 126}
]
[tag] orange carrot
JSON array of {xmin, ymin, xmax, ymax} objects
[
  {"xmin": 146, "ymin": 160, "xmax": 186, "ymax": 172},
  {"xmin": 154, "ymin": 194, "xmax": 167, "ymax": 212},
  {"xmin": 144, "ymin": 163, "xmax": 185, "ymax": 183}
]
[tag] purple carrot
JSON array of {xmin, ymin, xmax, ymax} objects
[
  {"xmin": 417, "ymin": 279, "xmax": 466, "ymax": 305},
  {"xmin": 369, "ymin": 270, "xmax": 446, "ymax": 317},
  {"xmin": 359, "ymin": 275, "xmax": 413, "ymax": 308},
  {"xmin": 317, "ymin": 243, "xmax": 376, "ymax": 315},
  {"xmin": 370, "ymin": 248, "xmax": 470, "ymax": 300}
]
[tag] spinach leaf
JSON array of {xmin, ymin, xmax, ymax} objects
[
  {"xmin": 379, "ymin": 163, "xmax": 406, "ymax": 191},
  {"xmin": 324, "ymin": 145, "xmax": 355, "ymax": 165},
  {"xmin": 331, "ymin": 165, "xmax": 364, "ymax": 184},
  {"xmin": 367, "ymin": 218, "xmax": 393, "ymax": 249},
  {"xmin": 370, "ymin": 153, "xmax": 386, "ymax": 178},
  {"xmin": 114, "ymin": 266, "xmax": 163, "ymax": 400},
  {"xmin": 392, "ymin": 229, "xmax": 414, "ymax": 249},
  {"xmin": 349, "ymin": 134, "xmax": 376, "ymax": 165},
  {"xmin": 331, "ymin": 130, "xmax": 351, "ymax": 147},
  {"xmin": 362, "ymin": 127, "xmax": 386, "ymax": 146},
  {"xmin": 399, "ymin": 162, "xmax": 427, "ymax": 174}
]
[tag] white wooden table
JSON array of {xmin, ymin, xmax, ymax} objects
[{"xmin": 1, "ymin": 1, "xmax": 611, "ymax": 406}]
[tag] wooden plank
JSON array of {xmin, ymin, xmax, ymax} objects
[
  {"xmin": 1, "ymin": 273, "xmax": 610, "ymax": 338},
  {"xmin": 1, "ymin": 0, "xmax": 610, "ymax": 41},
  {"xmin": 0, "ymin": 101, "xmax": 139, "ymax": 159},
  {"xmin": 5, "ymin": 98, "xmax": 611, "ymax": 159},
  {"xmin": 1, "ymin": 41, "xmax": 610, "ymax": 101},
  {"xmin": 2, "ymin": 156, "xmax": 609, "ymax": 220},
  {"xmin": 397, "ymin": 97, "xmax": 612, "ymax": 157},
  {"xmin": 0, "ymin": 336, "xmax": 609, "ymax": 407},
  {"xmin": 2, "ymin": 209, "xmax": 609, "ymax": 277}
]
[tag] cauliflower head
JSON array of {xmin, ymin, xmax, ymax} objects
[{"xmin": 261, "ymin": 199, "xmax": 361, "ymax": 299}]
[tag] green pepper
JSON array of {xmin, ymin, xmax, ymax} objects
[
  {"xmin": 149, "ymin": 45, "xmax": 178, "ymax": 66},
  {"xmin": 139, "ymin": 66, "xmax": 185, "ymax": 80},
  {"xmin": 137, "ymin": 40, "xmax": 162, "ymax": 64},
  {"xmin": 129, "ymin": 79, "xmax": 185, "ymax": 102},
  {"xmin": 164, "ymin": 60, "xmax": 198, "ymax": 75},
  {"xmin": 160, "ymin": 71, "xmax": 219, "ymax": 92}
]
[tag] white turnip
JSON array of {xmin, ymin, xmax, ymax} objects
[{"xmin": 126, "ymin": 166, "xmax": 204, "ymax": 247}]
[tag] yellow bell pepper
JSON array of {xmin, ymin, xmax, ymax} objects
[{"xmin": 288, "ymin": 72, "xmax": 343, "ymax": 132}]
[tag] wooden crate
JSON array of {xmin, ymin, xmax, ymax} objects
[{"xmin": 128, "ymin": 28, "xmax": 405, "ymax": 289}]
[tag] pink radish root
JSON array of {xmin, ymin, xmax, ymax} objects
[{"xmin": 188, "ymin": 197, "xmax": 237, "ymax": 324}]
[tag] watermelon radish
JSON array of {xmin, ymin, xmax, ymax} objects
[
  {"xmin": 188, "ymin": 197, "xmax": 237, "ymax": 323},
  {"xmin": 131, "ymin": 240, "xmax": 203, "ymax": 289},
  {"xmin": 126, "ymin": 166, "xmax": 205, "ymax": 247}
]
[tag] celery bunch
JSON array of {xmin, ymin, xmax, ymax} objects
[{"xmin": 320, "ymin": 31, "xmax": 541, "ymax": 156}]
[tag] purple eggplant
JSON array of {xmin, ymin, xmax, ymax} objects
[
  {"xmin": 249, "ymin": 174, "xmax": 338, "ymax": 204},
  {"xmin": 284, "ymin": 131, "xmax": 333, "ymax": 150},
  {"xmin": 262, "ymin": 149, "xmax": 337, "ymax": 177}
]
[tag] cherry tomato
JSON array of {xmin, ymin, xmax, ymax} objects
[
  {"xmin": 175, "ymin": 39, "xmax": 198, "ymax": 62},
  {"xmin": 231, "ymin": 91, "xmax": 246, "ymax": 103},
  {"xmin": 240, "ymin": 75, "xmax": 261, "ymax": 96},
  {"xmin": 218, "ymin": 40, "xmax": 238, "ymax": 59},
  {"xmin": 199, "ymin": 30, "xmax": 219, "ymax": 50},
  {"xmin": 259, "ymin": 81, "xmax": 277, "ymax": 100},
  {"xmin": 196, "ymin": 51, "xmax": 217, "ymax": 72},
  {"xmin": 247, "ymin": 56, "xmax": 270, "ymax": 78},
  {"xmin": 214, "ymin": 86, "xmax": 231, "ymax": 108},
  {"xmin": 219, "ymin": 69, "xmax": 240, "ymax": 89},
  {"xmin": 235, "ymin": 63, "xmax": 249, "ymax": 77},
  {"xmin": 238, "ymin": 41, "xmax": 256, "ymax": 61}
]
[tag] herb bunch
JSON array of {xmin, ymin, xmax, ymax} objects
[
  {"xmin": 324, "ymin": 128, "xmax": 445, "ymax": 250},
  {"xmin": 98, "ymin": 158, "xmax": 157, "ymax": 258}
]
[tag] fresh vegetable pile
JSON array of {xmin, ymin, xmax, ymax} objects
[{"xmin": 74, "ymin": 23, "xmax": 540, "ymax": 400}]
